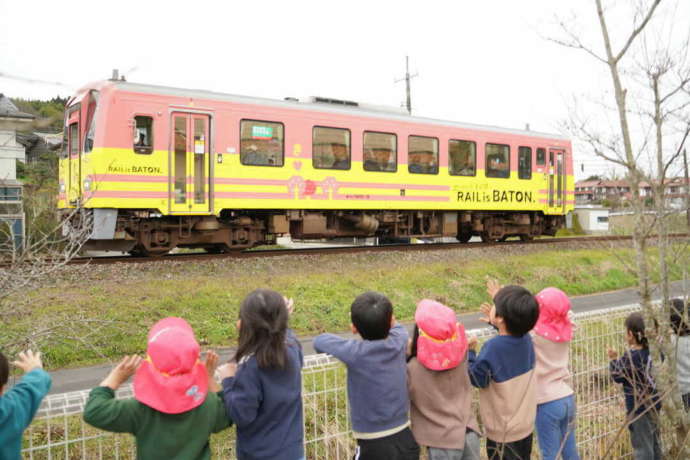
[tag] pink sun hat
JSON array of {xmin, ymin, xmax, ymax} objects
[
  {"xmin": 133, "ymin": 317, "xmax": 208, "ymax": 414},
  {"xmin": 415, "ymin": 299, "xmax": 467, "ymax": 371},
  {"xmin": 534, "ymin": 288, "xmax": 574, "ymax": 342}
]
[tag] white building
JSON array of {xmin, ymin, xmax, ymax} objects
[
  {"xmin": 573, "ymin": 205, "xmax": 610, "ymax": 233},
  {"xmin": 0, "ymin": 93, "xmax": 35, "ymax": 250}
]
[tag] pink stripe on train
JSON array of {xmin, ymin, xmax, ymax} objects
[
  {"xmin": 91, "ymin": 174, "xmax": 167, "ymax": 183},
  {"xmin": 89, "ymin": 191, "xmax": 169, "ymax": 199}
]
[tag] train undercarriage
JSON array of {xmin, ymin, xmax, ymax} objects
[{"xmin": 72, "ymin": 208, "xmax": 566, "ymax": 256}]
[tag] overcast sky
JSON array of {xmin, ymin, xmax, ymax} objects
[{"xmin": 2, "ymin": 0, "xmax": 688, "ymax": 179}]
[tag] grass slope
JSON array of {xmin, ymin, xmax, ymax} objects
[{"xmin": 8, "ymin": 241, "xmax": 687, "ymax": 369}]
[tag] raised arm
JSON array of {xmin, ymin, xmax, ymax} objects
[
  {"xmin": 313, "ymin": 334, "xmax": 359, "ymax": 365},
  {"xmin": 83, "ymin": 356, "xmax": 142, "ymax": 433},
  {"xmin": 467, "ymin": 345, "xmax": 492, "ymax": 389},
  {"xmin": 3, "ymin": 350, "xmax": 52, "ymax": 431},
  {"xmin": 221, "ymin": 362, "xmax": 263, "ymax": 428}
]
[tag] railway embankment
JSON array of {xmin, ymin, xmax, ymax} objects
[{"xmin": 8, "ymin": 239, "xmax": 689, "ymax": 370}]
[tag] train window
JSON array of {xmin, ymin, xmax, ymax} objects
[
  {"xmin": 69, "ymin": 123, "xmax": 79, "ymax": 156},
  {"xmin": 84, "ymin": 90, "xmax": 99, "ymax": 153},
  {"xmin": 313, "ymin": 126, "xmax": 351, "ymax": 170},
  {"xmin": 193, "ymin": 118, "xmax": 206, "ymax": 204},
  {"xmin": 537, "ymin": 148, "xmax": 546, "ymax": 165},
  {"xmin": 408, "ymin": 136, "xmax": 438, "ymax": 174},
  {"xmin": 173, "ymin": 116, "xmax": 187, "ymax": 204},
  {"xmin": 485, "ymin": 143, "xmax": 510, "ymax": 178},
  {"xmin": 134, "ymin": 116, "xmax": 153, "ymax": 154},
  {"xmin": 518, "ymin": 146, "xmax": 532, "ymax": 180},
  {"xmin": 240, "ymin": 120, "xmax": 284, "ymax": 166},
  {"xmin": 449, "ymin": 139, "xmax": 476, "ymax": 176},
  {"xmin": 363, "ymin": 131, "xmax": 397, "ymax": 172}
]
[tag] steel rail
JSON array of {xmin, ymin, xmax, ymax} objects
[{"xmin": 65, "ymin": 233, "xmax": 688, "ymax": 266}]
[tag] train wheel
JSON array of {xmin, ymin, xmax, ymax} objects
[
  {"xmin": 456, "ymin": 231, "xmax": 472, "ymax": 243},
  {"xmin": 480, "ymin": 232, "xmax": 499, "ymax": 243},
  {"xmin": 128, "ymin": 245, "xmax": 170, "ymax": 257},
  {"xmin": 520, "ymin": 234, "xmax": 534, "ymax": 242},
  {"xmin": 206, "ymin": 244, "xmax": 235, "ymax": 254},
  {"xmin": 499, "ymin": 235, "xmax": 510, "ymax": 242}
]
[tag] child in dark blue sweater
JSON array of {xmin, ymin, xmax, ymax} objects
[
  {"xmin": 219, "ymin": 289, "xmax": 304, "ymax": 460},
  {"xmin": 608, "ymin": 312, "xmax": 662, "ymax": 460},
  {"xmin": 314, "ymin": 291, "xmax": 420, "ymax": 460},
  {"xmin": 467, "ymin": 285, "xmax": 539, "ymax": 460}
]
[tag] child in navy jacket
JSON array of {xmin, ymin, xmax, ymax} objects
[
  {"xmin": 0, "ymin": 350, "xmax": 52, "ymax": 460},
  {"xmin": 219, "ymin": 289, "xmax": 304, "ymax": 460},
  {"xmin": 608, "ymin": 312, "xmax": 662, "ymax": 460},
  {"xmin": 467, "ymin": 285, "xmax": 539, "ymax": 460},
  {"xmin": 314, "ymin": 291, "xmax": 420, "ymax": 460}
]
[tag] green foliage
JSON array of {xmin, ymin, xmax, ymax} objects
[{"xmin": 11, "ymin": 96, "xmax": 67, "ymax": 132}]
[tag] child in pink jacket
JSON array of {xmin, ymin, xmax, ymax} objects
[{"xmin": 532, "ymin": 288, "xmax": 579, "ymax": 460}]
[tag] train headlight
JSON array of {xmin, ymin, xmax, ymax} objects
[
  {"xmin": 59, "ymin": 182, "xmax": 66, "ymax": 193},
  {"xmin": 83, "ymin": 178, "xmax": 92, "ymax": 191}
]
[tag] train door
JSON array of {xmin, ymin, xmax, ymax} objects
[
  {"xmin": 169, "ymin": 112, "xmax": 211, "ymax": 214},
  {"xmin": 556, "ymin": 151, "xmax": 565, "ymax": 210},
  {"xmin": 548, "ymin": 149, "xmax": 565, "ymax": 211},
  {"xmin": 66, "ymin": 104, "xmax": 81, "ymax": 205}
]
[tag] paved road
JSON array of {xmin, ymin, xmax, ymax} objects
[{"xmin": 48, "ymin": 280, "xmax": 687, "ymax": 394}]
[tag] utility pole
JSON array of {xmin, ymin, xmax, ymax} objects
[
  {"xmin": 395, "ymin": 56, "xmax": 418, "ymax": 115},
  {"xmin": 684, "ymin": 147, "xmax": 690, "ymax": 229}
]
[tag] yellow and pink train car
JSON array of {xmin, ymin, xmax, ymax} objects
[{"xmin": 58, "ymin": 79, "xmax": 574, "ymax": 255}]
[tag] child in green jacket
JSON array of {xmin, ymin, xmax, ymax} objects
[{"xmin": 84, "ymin": 317, "xmax": 230, "ymax": 459}]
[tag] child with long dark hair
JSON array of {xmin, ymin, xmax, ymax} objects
[
  {"xmin": 670, "ymin": 298, "xmax": 690, "ymax": 410},
  {"xmin": 218, "ymin": 289, "xmax": 304, "ymax": 460},
  {"xmin": 608, "ymin": 312, "xmax": 662, "ymax": 460}
]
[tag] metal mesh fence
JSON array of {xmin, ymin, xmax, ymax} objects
[{"xmin": 21, "ymin": 305, "xmax": 642, "ymax": 459}]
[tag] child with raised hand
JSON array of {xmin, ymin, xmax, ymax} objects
[
  {"xmin": 468, "ymin": 284, "xmax": 539, "ymax": 460},
  {"xmin": 608, "ymin": 312, "xmax": 662, "ymax": 460},
  {"xmin": 218, "ymin": 289, "xmax": 304, "ymax": 460},
  {"xmin": 532, "ymin": 288, "xmax": 579, "ymax": 460},
  {"xmin": 83, "ymin": 317, "xmax": 230, "ymax": 460},
  {"xmin": 0, "ymin": 350, "xmax": 51, "ymax": 460},
  {"xmin": 407, "ymin": 299, "xmax": 480, "ymax": 460},
  {"xmin": 313, "ymin": 291, "xmax": 420, "ymax": 460},
  {"xmin": 670, "ymin": 298, "xmax": 690, "ymax": 410}
]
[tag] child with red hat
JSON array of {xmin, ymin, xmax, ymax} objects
[
  {"xmin": 407, "ymin": 299, "xmax": 481, "ymax": 460},
  {"xmin": 532, "ymin": 287, "xmax": 580, "ymax": 460},
  {"xmin": 83, "ymin": 317, "xmax": 230, "ymax": 459}
]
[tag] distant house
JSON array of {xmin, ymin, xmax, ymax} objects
[
  {"xmin": 16, "ymin": 131, "xmax": 63, "ymax": 163},
  {"xmin": 574, "ymin": 179, "xmax": 631, "ymax": 204},
  {"xmin": 640, "ymin": 178, "xmax": 689, "ymax": 209},
  {"xmin": 0, "ymin": 93, "xmax": 34, "ymax": 250}
]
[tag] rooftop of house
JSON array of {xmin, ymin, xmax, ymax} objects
[{"xmin": 0, "ymin": 93, "xmax": 35, "ymax": 120}]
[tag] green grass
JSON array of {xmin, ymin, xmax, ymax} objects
[{"xmin": 4, "ymin": 241, "xmax": 688, "ymax": 370}]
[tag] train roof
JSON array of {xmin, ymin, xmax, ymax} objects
[{"xmin": 96, "ymin": 80, "xmax": 570, "ymax": 142}]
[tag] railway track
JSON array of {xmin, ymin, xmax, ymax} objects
[{"xmin": 68, "ymin": 234, "xmax": 689, "ymax": 266}]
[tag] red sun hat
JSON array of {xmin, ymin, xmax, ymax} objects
[
  {"xmin": 534, "ymin": 288, "xmax": 574, "ymax": 342},
  {"xmin": 133, "ymin": 317, "xmax": 208, "ymax": 414},
  {"xmin": 415, "ymin": 299, "xmax": 467, "ymax": 371}
]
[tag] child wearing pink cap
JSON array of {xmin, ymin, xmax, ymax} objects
[
  {"xmin": 83, "ymin": 317, "xmax": 230, "ymax": 460},
  {"xmin": 407, "ymin": 299, "xmax": 481, "ymax": 460},
  {"xmin": 532, "ymin": 287, "xmax": 580, "ymax": 460}
]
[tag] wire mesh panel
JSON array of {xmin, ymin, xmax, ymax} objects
[{"xmin": 21, "ymin": 306, "xmax": 643, "ymax": 459}]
